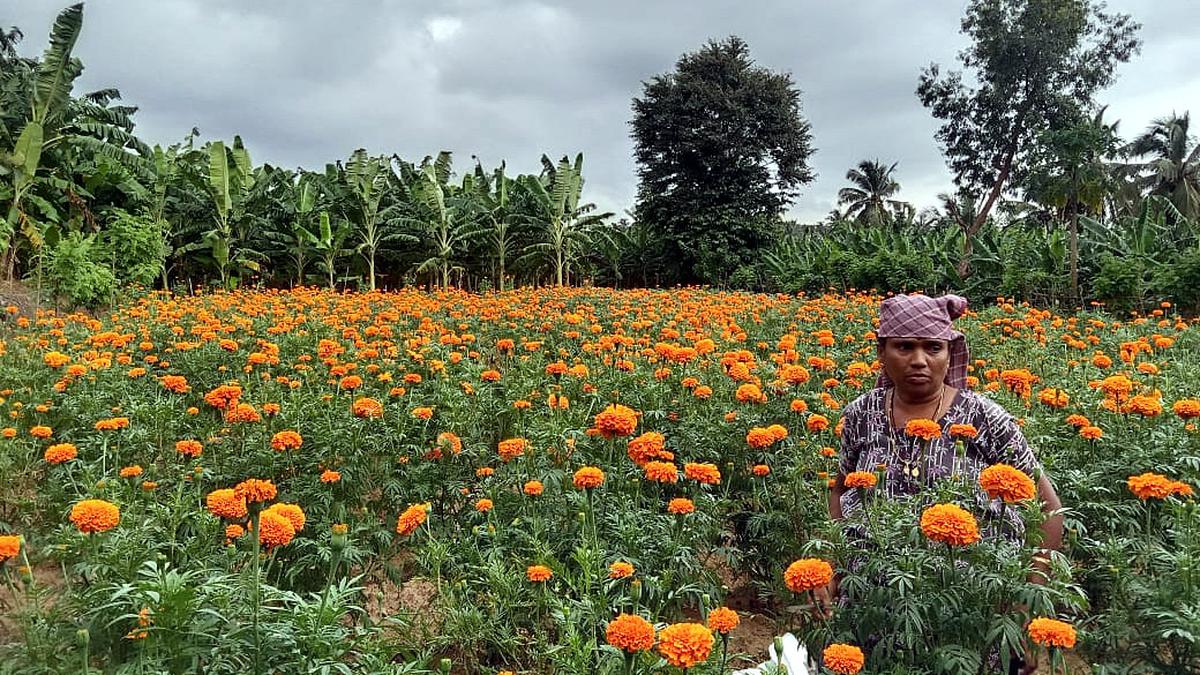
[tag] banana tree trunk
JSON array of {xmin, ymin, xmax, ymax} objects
[
  {"xmin": 1069, "ymin": 210, "xmax": 1079, "ymax": 302},
  {"xmin": 367, "ymin": 253, "xmax": 376, "ymax": 291}
]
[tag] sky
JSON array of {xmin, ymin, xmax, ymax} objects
[{"xmin": 4, "ymin": 0, "xmax": 1199, "ymax": 221}]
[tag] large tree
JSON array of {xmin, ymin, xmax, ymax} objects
[
  {"xmin": 917, "ymin": 0, "xmax": 1140, "ymax": 277},
  {"xmin": 631, "ymin": 36, "xmax": 814, "ymax": 285},
  {"xmin": 1122, "ymin": 113, "xmax": 1200, "ymax": 220}
]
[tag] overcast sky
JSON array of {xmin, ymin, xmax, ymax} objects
[{"xmin": 5, "ymin": 0, "xmax": 1199, "ymax": 221}]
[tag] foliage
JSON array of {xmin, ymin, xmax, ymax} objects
[{"xmin": 41, "ymin": 229, "xmax": 116, "ymax": 307}]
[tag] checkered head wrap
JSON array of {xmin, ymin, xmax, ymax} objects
[{"xmin": 874, "ymin": 293, "xmax": 969, "ymax": 389}]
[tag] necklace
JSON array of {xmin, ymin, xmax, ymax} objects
[{"xmin": 887, "ymin": 384, "xmax": 947, "ymax": 483}]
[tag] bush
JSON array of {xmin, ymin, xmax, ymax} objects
[
  {"xmin": 44, "ymin": 232, "xmax": 117, "ymax": 308},
  {"xmin": 848, "ymin": 250, "xmax": 935, "ymax": 293},
  {"xmin": 1155, "ymin": 247, "xmax": 1200, "ymax": 313},
  {"xmin": 102, "ymin": 209, "xmax": 167, "ymax": 288},
  {"xmin": 1092, "ymin": 253, "xmax": 1145, "ymax": 312}
]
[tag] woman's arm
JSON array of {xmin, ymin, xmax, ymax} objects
[
  {"xmin": 829, "ymin": 474, "xmax": 846, "ymax": 520},
  {"xmin": 1031, "ymin": 473, "xmax": 1064, "ymax": 583}
]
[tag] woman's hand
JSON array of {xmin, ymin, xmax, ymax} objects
[{"xmin": 811, "ymin": 575, "xmax": 839, "ymax": 618}]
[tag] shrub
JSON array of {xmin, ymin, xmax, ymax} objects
[{"xmin": 44, "ymin": 232, "xmax": 117, "ymax": 308}]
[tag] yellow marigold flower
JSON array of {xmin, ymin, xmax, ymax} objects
[
  {"xmin": 784, "ymin": 558, "xmax": 833, "ymax": 593},
  {"xmin": 44, "ymin": 443, "xmax": 78, "ymax": 464},
  {"xmin": 1027, "ymin": 617, "xmax": 1077, "ymax": 649},
  {"xmin": 707, "ymin": 606, "xmax": 739, "ymax": 634},
  {"xmin": 573, "ymin": 466, "xmax": 605, "ymax": 489},
  {"xmin": 979, "ymin": 464, "xmax": 1036, "ymax": 503},
  {"xmin": 920, "ymin": 503, "xmax": 980, "ymax": 546},
  {"xmin": 69, "ymin": 499, "xmax": 120, "ymax": 534},
  {"xmin": 822, "ymin": 643, "xmax": 865, "ymax": 674},
  {"xmin": 656, "ymin": 622, "xmax": 714, "ymax": 668}
]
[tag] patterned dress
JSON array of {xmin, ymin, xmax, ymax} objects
[{"xmin": 838, "ymin": 387, "xmax": 1042, "ymax": 541}]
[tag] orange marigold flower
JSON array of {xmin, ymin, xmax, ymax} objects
[
  {"xmin": 43, "ymin": 351, "xmax": 70, "ymax": 368},
  {"xmin": 904, "ymin": 418, "xmax": 942, "ymax": 441},
  {"xmin": 594, "ymin": 404, "xmax": 639, "ymax": 438},
  {"xmin": 644, "ymin": 461, "xmax": 679, "ymax": 483},
  {"xmin": 668, "ymin": 497, "xmax": 695, "ymax": 514},
  {"xmin": 806, "ymin": 414, "xmax": 830, "ymax": 433},
  {"xmin": 203, "ymin": 384, "xmax": 242, "ymax": 410},
  {"xmin": 411, "ymin": 406, "xmax": 434, "ymax": 420},
  {"xmin": 1169, "ymin": 480, "xmax": 1194, "ymax": 497},
  {"xmin": 627, "ymin": 431, "xmax": 668, "ymax": 466},
  {"xmin": 320, "ymin": 469, "xmax": 341, "ymax": 483},
  {"xmin": 44, "ymin": 443, "xmax": 78, "ymax": 464},
  {"xmin": 1037, "ymin": 388, "xmax": 1070, "ymax": 408},
  {"xmin": 526, "ymin": 564, "xmax": 553, "ymax": 582},
  {"xmin": 476, "ymin": 466, "xmax": 495, "ymax": 478},
  {"xmin": 1027, "ymin": 617, "xmax": 1077, "ymax": 649},
  {"xmin": 264, "ymin": 502, "xmax": 306, "ymax": 532},
  {"xmin": 948, "ymin": 423, "xmax": 978, "ymax": 439},
  {"xmin": 707, "ymin": 607, "xmax": 740, "ymax": 634},
  {"xmin": 1079, "ymin": 425, "xmax": 1103, "ymax": 440},
  {"xmin": 338, "ymin": 375, "xmax": 362, "ymax": 390},
  {"xmin": 844, "ymin": 471, "xmax": 878, "ymax": 489},
  {"xmin": 822, "ymin": 643, "xmax": 865, "ymax": 674},
  {"xmin": 30, "ymin": 425, "xmax": 52, "ymax": 439},
  {"xmin": 684, "ymin": 462, "xmax": 721, "ymax": 485},
  {"xmin": 752, "ymin": 464, "xmax": 771, "ymax": 477},
  {"xmin": 436, "ymin": 431, "xmax": 463, "ymax": 454},
  {"xmin": 784, "ymin": 558, "xmax": 833, "ymax": 593},
  {"xmin": 523, "ymin": 480, "xmax": 544, "ymax": 496},
  {"xmin": 790, "ymin": 399, "xmax": 809, "ymax": 413},
  {"xmin": 766, "ymin": 423, "xmax": 788, "ymax": 441},
  {"xmin": 1173, "ymin": 399, "xmax": 1200, "ymax": 420},
  {"xmin": 224, "ymin": 402, "xmax": 261, "ymax": 424},
  {"xmin": 161, "ymin": 375, "xmax": 190, "ymax": 394},
  {"xmin": 225, "ymin": 524, "xmax": 245, "ymax": 541},
  {"xmin": 1065, "ymin": 414, "xmax": 1091, "ymax": 428},
  {"xmin": 0, "ymin": 534, "xmax": 21, "ymax": 561},
  {"xmin": 657, "ymin": 622, "xmax": 714, "ymax": 668},
  {"xmin": 920, "ymin": 503, "xmax": 980, "ymax": 546},
  {"xmin": 498, "ymin": 437, "xmax": 528, "ymax": 462},
  {"xmin": 606, "ymin": 613, "xmax": 655, "ymax": 652},
  {"xmin": 234, "ymin": 478, "xmax": 277, "ymax": 503},
  {"xmin": 206, "ymin": 488, "xmax": 248, "ymax": 520},
  {"xmin": 481, "ymin": 369, "xmax": 502, "ymax": 382},
  {"xmin": 176, "ymin": 439, "xmax": 203, "ymax": 458},
  {"xmin": 573, "ymin": 466, "xmax": 605, "ymax": 489},
  {"xmin": 69, "ymin": 499, "xmax": 120, "ymax": 534},
  {"xmin": 735, "ymin": 383, "xmax": 767, "ymax": 404},
  {"xmin": 257, "ymin": 510, "xmax": 295, "ymax": 548},
  {"xmin": 979, "ymin": 464, "xmax": 1036, "ymax": 503},
  {"xmin": 1127, "ymin": 472, "xmax": 1175, "ymax": 500},
  {"xmin": 270, "ymin": 430, "xmax": 303, "ymax": 452},
  {"xmin": 608, "ymin": 561, "xmax": 635, "ymax": 579},
  {"xmin": 119, "ymin": 465, "xmax": 143, "ymax": 478},
  {"xmin": 396, "ymin": 503, "xmax": 430, "ymax": 536},
  {"xmin": 1123, "ymin": 394, "xmax": 1163, "ymax": 417},
  {"xmin": 746, "ymin": 427, "xmax": 776, "ymax": 449},
  {"xmin": 351, "ymin": 397, "xmax": 383, "ymax": 419},
  {"xmin": 474, "ymin": 498, "xmax": 494, "ymax": 513}
]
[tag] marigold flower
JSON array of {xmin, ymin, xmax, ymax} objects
[
  {"xmin": 206, "ymin": 488, "xmax": 248, "ymax": 520},
  {"xmin": 684, "ymin": 462, "xmax": 721, "ymax": 485},
  {"xmin": 436, "ymin": 431, "xmax": 463, "ymax": 454},
  {"xmin": 1027, "ymin": 617, "xmax": 1077, "ymax": 649},
  {"xmin": 1065, "ymin": 414, "xmax": 1090, "ymax": 428},
  {"xmin": 203, "ymin": 384, "xmax": 242, "ymax": 409},
  {"xmin": 746, "ymin": 427, "xmax": 776, "ymax": 448},
  {"xmin": 270, "ymin": 430, "xmax": 303, "ymax": 451},
  {"xmin": 667, "ymin": 497, "xmax": 695, "ymax": 514},
  {"xmin": 234, "ymin": 478, "xmax": 277, "ymax": 503},
  {"xmin": 257, "ymin": 510, "xmax": 295, "ymax": 548},
  {"xmin": 1127, "ymin": 472, "xmax": 1175, "ymax": 500},
  {"xmin": 627, "ymin": 431, "xmax": 669, "ymax": 466},
  {"xmin": 707, "ymin": 607, "xmax": 739, "ymax": 634},
  {"xmin": 948, "ymin": 423, "xmax": 978, "ymax": 439},
  {"xmin": 338, "ymin": 375, "xmax": 362, "ymax": 390},
  {"xmin": 1168, "ymin": 480, "xmax": 1194, "ymax": 497},
  {"xmin": 806, "ymin": 414, "xmax": 830, "ymax": 433},
  {"xmin": 351, "ymin": 397, "xmax": 383, "ymax": 419},
  {"xmin": 606, "ymin": 613, "xmax": 655, "ymax": 652},
  {"xmin": 481, "ymin": 369, "xmax": 502, "ymax": 382},
  {"xmin": 1037, "ymin": 388, "xmax": 1070, "ymax": 408},
  {"xmin": 1173, "ymin": 399, "xmax": 1200, "ymax": 420},
  {"xmin": 1123, "ymin": 394, "xmax": 1163, "ymax": 417},
  {"xmin": 594, "ymin": 404, "xmax": 639, "ymax": 438},
  {"xmin": 476, "ymin": 467, "xmax": 495, "ymax": 478},
  {"xmin": 474, "ymin": 498, "xmax": 494, "ymax": 513},
  {"xmin": 175, "ymin": 439, "xmax": 203, "ymax": 458},
  {"xmin": 920, "ymin": 503, "xmax": 980, "ymax": 546},
  {"xmin": 844, "ymin": 471, "xmax": 878, "ymax": 489},
  {"xmin": 752, "ymin": 464, "xmax": 771, "ymax": 477},
  {"xmin": 523, "ymin": 480, "xmax": 544, "ymax": 496},
  {"xmin": 161, "ymin": 375, "xmax": 190, "ymax": 394},
  {"xmin": 0, "ymin": 534, "xmax": 21, "ymax": 561},
  {"xmin": 225, "ymin": 524, "xmax": 245, "ymax": 541},
  {"xmin": 264, "ymin": 502, "xmax": 306, "ymax": 532},
  {"xmin": 979, "ymin": 464, "xmax": 1036, "ymax": 503},
  {"xmin": 784, "ymin": 558, "xmax": 833, "ymax": 593},
  {"xmin": 904, "ymin": 418, "xmax": 942, "ymax": 441},
  {"xmin": 498, "ymin": 437, "xmax": 528, "ymax": 462},
  {"xmin": 573, "ymin": 466, "xmax": 605, "ymax": 489},
  {"xmin": 396, "ymin": 503, "xmax": 430, "ymax": 536},
  {"xmin": 1079, "ymin": 425, "xmax": 1103, "ymax": 440},
  {"xmin": 644, "ymin": 461, "xmax": 679, "ymax": 483},
  {"xmin": 69, "ymin": 499, "xmax": 120, "ymax": 534},
  {"xmin": 44, "ymin": 443, "xmax": 78, "ymax": 464},
  {"xmin": 30, "ymin": 425, "xmax": 52, "ymax": 439},
  {"xmin": 320, "ymin": 469, "xmax": 341, "ymax": 483},
  {"xmin": 822, "ymin": 643, "xmax": 865, "ymax": 674},
  {"xmin": 224, "ymin": 402, "xmax": 261, "ymax": 424},
  {"xmin": 526, "ymin": 564, "xmax": 553, "ymax": 582},
  {"xmin": 608, "ymin": 561, "xmax": 635, "ymax": 579},
  {"xmin": 657, "ymin": 622, "xmax": 714, "ymax": 668},
  {"xmin": 119, "ymin": 465, "xmax": 143, "ymax": 478},
  {"xmin": 43, "ymin": 351, "xmax": 70, "ymax": 368},
  {"xmin": 411, "ymin": 406, "xmax": 434, "ymax": 420}
]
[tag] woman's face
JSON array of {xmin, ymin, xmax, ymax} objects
[{"xmin": 880, "ymin": 337, "xmax": 950, "ymax": 399}]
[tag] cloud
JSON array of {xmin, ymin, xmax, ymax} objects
[{"xmin": 5, "ymin": 0, "xmax": 1199, "ymax": 222}]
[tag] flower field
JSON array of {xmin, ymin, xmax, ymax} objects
[{"xmin": 0, "ymin": 287, "xmax": 1197, "ymax": 674}]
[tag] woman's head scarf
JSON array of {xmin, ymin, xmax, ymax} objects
[{"xmin": 874, "ymin": 293, "xmax": 969, "ymax": 389}]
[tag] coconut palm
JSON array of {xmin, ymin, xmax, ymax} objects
[
  {"xmin": 836, "ymin": 160, "xmax": 909, "ymax": 226},
  {"xmin": 1122, "ymin": 113, "xmax": 1200, "ymax": 220}
]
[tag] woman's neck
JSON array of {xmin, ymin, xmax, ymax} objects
[{"xmin": 893, "ymin": 386, "xmax": 943, "ymax": 407}]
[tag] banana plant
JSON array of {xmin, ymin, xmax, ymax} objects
[
  {"xmin": 397, "ymin": 155, "xmax": 484, "ymax": 290},
  {"xmin": 472, "ymin": 160, "xmax": 520, "ymax": 290},
  {"xmin": 311, "ymin": 211, "xmax": 353, "ymax": 289},
  {"xmin": 344, "ymin": 149, "xmax": 394, "ymax": 290},
  {"xmin": 520, "ymin": 153, "xmax": 612, "ymax": 286},
  {"xmin": 205, "ymin": 137, "xmax": 257, "ymax": 287}
]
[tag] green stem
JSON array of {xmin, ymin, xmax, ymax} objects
[{"xmin": 250, "ymin": 510, "xmax": 262, "ymax": 675}]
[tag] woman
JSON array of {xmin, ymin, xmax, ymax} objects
[{"xmin": 826, "ymin": 293, "xmax": 1063, "ymax": 675}]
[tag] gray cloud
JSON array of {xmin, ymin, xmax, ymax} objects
[{"xmin": 4, "ymin": 0, "xmax": 1198, "ymax": 221}]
